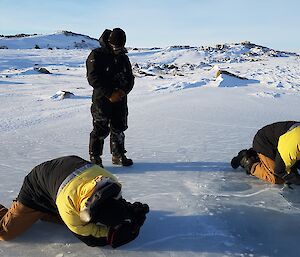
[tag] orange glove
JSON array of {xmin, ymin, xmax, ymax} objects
[{"xmin": 108, "ymin": 89, "xmax": 125, "ymax": 103}]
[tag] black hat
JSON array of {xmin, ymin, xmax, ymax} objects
[
  {"xmin": 79, "ymin": 177, "xmax": 127, "ymax": 226},
  {"xmin": 108, "ymin": 28, "xmax": 126, "ymax": 48},
  {"xmin": 90, "ymin": 198, "xmax": 128, "ymax": 226}
]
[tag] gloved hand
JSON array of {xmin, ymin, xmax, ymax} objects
[
  {"xmin": 108, "ymin": 88, "xmax": 125, "ymax": 103},
  {"xmin": 283, "ymin": 172, "xmax": 300, "ymax": 185},
  {"xmin": 107, "ymin": 220, "xmax": 139, "ymax": 248},
  {"xmin": 130, "ymin": 202, "xmax": 149, "ymax": 232},
  {"xmin": 240, "ymin": 155, "xmax": 258, "ymax": 175},
  {"xmin": 114, "ymin": 73, "xmax": 128, "ymax": 88},
  {"xmin": 118, "ymin": 200, "xmax": 149, "ymax": 233}
]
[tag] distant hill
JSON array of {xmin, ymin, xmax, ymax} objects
[
  {"xmin": 0, "ymin": 31, "xmax": 298, "ymax": 62},
  {"xmin": 0, "ymin": 31, "xmax": 99, "ymax": 49}
]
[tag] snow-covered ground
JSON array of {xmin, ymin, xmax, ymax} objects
[{"xmin": 1, "ymin": 40, "xmax": 300, "ymax": 257}]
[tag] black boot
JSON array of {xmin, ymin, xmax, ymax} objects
[
  {"xmin": 110, "ymin": 131, "xmax": 133, "ymax": 166},
  {"xmin": 89, "ymin": 137, "xmax": 104, "ymax": 168},
  {"xmin": 231, "ymin": 149, "xmax": 248, "ymax": 169},
  {"xmin": 90, "ymin": 155, "xmax": 104, "ymax": 168},
  {"xmin": 240, "ymin": 154, "xmax": 259, "ymax": 174},
  {"xmin": 112, "ymin": 154, "xmax": 133, "ymax": 166}
]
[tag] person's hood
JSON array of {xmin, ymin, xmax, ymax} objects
[{"xmin": 98, "ymin": 29, "xmax": 112, "ymax": 48}]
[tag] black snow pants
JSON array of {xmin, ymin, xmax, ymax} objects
[{"xmin": 89, "ymin": 100, "xmax": 128, "ymax": 157}]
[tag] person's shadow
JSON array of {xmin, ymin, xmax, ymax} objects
[
  {"xmin": 14, "ymin": 210, "xmax": 236, "ymax": 253},
  {"xmin": 14, "ymin": 207, "xmax": 300, "ymax": 257},
  {"xmin": 12, "ymin": 161, "xmax": 300, "ymax": 256},
  {"xmin": 106, "ymin": 161, "xmax": 232, "ymax": 174}
]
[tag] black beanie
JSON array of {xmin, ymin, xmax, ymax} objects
[
  {"xmin": 108, "ymin": 28, "xmax": 126, "ymax": 48},
  {"xmin": 90, "ymin": 198, "xmax": 128, "ymax": 226},
  {"xmin": 79, "ymin": 177, "xmax": 127, "ymax": 226}
]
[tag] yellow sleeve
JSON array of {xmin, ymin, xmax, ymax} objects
[
  {"xmin": 278, "ymin": 127, "xmax": 300, "ymax": 174},
  {"xmin": 57, "ymin": 195, "xmax": 108, "ymax": 238},
  {"xmin": 55, "ymin": 165, "xmax": 119, "ymax": 238}
]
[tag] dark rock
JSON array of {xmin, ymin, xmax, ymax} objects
[
  {"xmin": 51, "ymin": 90, "xmax": 75, "ymax": 100},
  {"xmin": 216, "ymin": 70, "xmax": 248, "ymax": 80},
  {"xmin": 34, "ymin": 67, "xmax": 51, "ymax": 74}
]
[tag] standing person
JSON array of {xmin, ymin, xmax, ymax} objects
[
  {"xmin": 86, "ymin": 28, "xmax": 135, "ymax": 167},
  {"xmin": 231, "ymin": 121, "xmax": 300, "ymax": 185},
  {"xmin": 0, "ymin": 155, "xmax": 149, "ymax": 247}
]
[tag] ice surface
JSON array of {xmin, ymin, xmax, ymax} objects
[{"xmin": 0, "ymin": 45, "xmax": 300, "ymax": 257}]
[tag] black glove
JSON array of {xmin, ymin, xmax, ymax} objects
[
  {"xmin": 126, "ymin": 202, "xmax": 149, "ymax": 231},
  {"xmin": 115, "ymin": 199, "xmax": 149, "ymax": 233},
  {"xmin": 113, "ymin": 72, "xmax": 128, "ymax": 89},
  {"xmin": 283, "ymin": 172, "xmax": 300, "ymax": 185},
  {"xmin": 240, "ymin": 155, "xmax": 258, "ymax": 175},
  {"xmin": 107, "ymin": 220, "xmax": 139, "ymax": 248},
  {"xmin": 128, "ymin": 202, "xmax": 149, "ymax": 216}
]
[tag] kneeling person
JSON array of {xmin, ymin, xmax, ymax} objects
[
  {"xmin": 231, "ymin": 121, "xmax": 300, "ymax": 185},
  {"xmin": 0, "ymin": 155, "xmax": 149, "ymax": 248}
]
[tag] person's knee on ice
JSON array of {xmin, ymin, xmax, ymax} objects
[
  {"xmin": 0, "ymin": 201, "xmax": 43, "ymax": 241},
  {"xmin": 0, "ymin": 231, "xmax": 18, "ymax": 241}
]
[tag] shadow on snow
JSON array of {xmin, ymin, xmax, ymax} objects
[
  {"xmin": 107, "ymin": 161, "xmax": 232, "ymax": 174},
  {"xmin": 13, "ymin": 208, "xmax": 300, "ymax": 257}
]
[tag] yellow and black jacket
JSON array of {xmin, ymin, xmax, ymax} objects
[
  {"xmin": 253, "ymin": 121, "xmax": 300, "ymax": 177},
  {"xmin": 17, "ymin": 155, "xmax": 119, "ymax": 246},
  {"xmin": 277, "ymin": 125, "xmax": 300, "ymax": 174}
]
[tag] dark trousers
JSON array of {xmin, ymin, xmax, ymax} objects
[{"xmin": 89, "ymin": 102, "xmax": 128, "ymax": 157}]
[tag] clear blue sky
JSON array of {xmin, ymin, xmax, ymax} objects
[{"xmin": 1, "ymin": 0, "xmax": 299, "ymax": 51}]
